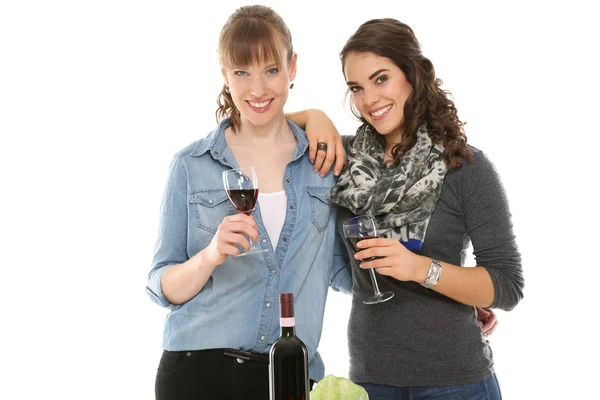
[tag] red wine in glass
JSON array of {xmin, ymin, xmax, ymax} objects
[
  {"xmin": 222, "ymin": 167, "xmax": 268, "ymax": 256},
  {"xmin": 347, "ymin": 235, "xmax": 381, "ymax": 261},
  {"xmin": 226, "ymin": 189, "xmax": 259, "ymax": 215}
]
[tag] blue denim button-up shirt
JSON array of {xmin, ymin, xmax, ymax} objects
[{"xmin": 146, "ymin": 118, "xmax": 352, "ymax": 380}]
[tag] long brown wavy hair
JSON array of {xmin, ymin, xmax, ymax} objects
[
  {"xmin": 216, "ymin": 5, "xmax": 293, "ymax": 132},
  {"xmin": 341, "ymin": 18, "xmax": 472, "ymax": 168}
]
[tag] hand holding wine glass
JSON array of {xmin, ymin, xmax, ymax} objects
[
  {"xmin": 203, "ymin": 213, "xmax": 259, "ymax": 265},
  {"xmin": 342, "ymin": 214, "xmax": 394, "ymax": 305},
  {"xmin": 222, "ymin": 166, "xmax": 268, "ymax": 256},
  {"xmin": 354, "ymin": 235, "xmax": 430, "ymax": 283}
]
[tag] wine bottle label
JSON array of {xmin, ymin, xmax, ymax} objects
[{"xmin": 280, "ymin": 317, "xmax": 295, "ymax": 327}]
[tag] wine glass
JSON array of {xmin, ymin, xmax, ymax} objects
[
  {"xmin": 342, "ymin": 214, "xmax": 394, "ymax": 305},
  {"xmin": 222, "ymin": 166, "xmax": 267, "ymax": 256}
]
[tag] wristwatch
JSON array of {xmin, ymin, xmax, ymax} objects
[{"xmin": 421, "ymin": 258, "xmax": 442, "ymax": 289}]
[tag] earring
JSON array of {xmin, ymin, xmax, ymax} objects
[
  {"xmin": 289, "ymin": 83, "xmax": 294, "ymax": 89},
  {"xmin": 225, "ymin": 86, "xmax": 230, "ymax": 94}
]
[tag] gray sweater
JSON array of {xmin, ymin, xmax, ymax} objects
[{"xmin": 338, "ymin": 146, "xmax": 524, "ymax": 387}]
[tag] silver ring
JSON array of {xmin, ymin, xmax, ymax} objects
[{"xmin": 317, "ymin": 142, "xmax": 328, "ymax": 152}]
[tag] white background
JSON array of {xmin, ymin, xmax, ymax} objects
[{"xmin": 1, "ymin": 1, "xmax": 598, "ymax": 399}]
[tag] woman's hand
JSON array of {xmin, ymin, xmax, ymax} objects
[
  {"xmin": 287, "ymin": 108, "xmax": 346, "ymax": 177},
  {"xmin": 355, "ymin": 238, "xmax": 429, "ymax": 282},
  {"xmin": 305, "ymin": 110, "xmax": 345, "ymax": 177},
  {"xmin": 202, "ymin": 214, "xmax": 259, "ymax": 266},
  {"xmin": 476, "ymin": 307, "xmax": 499, "ymax": 336}
]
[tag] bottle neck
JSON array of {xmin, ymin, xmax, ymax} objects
[
  {"xmin": 280, "ymin": 326, "xmax": 296, "ymax": 337},
  {"xmin": 279, "ymin": 294, "xmax": 295, "ymax": 337},
  {"xmin": 280, "ymin": 316, "xmax": 296, "ymax": 337}
]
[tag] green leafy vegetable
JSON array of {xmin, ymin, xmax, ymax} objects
[{"xmin": 310, "ymin": 375, "xmax": 369, "ymax": 400}]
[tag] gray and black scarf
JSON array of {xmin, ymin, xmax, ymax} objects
[{"xmin": 330, "ymin": 123, "xmax": 447, "ymax": 250}]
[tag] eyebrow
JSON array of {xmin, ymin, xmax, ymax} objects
[
  {"xmin": 346, "ymin": 69, "xmax": 390, "ymax": 86},
  {"xmin": 231, "ymin": 62, "xmax": 279, "ymax": 71}
]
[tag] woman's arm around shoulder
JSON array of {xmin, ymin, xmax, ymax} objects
[{"xmin": 286, "ymin": 109, "xmax": 346, "ymax": 176}]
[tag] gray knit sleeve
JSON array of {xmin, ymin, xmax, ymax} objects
[{"xmin": 461, "ymin": 148, "xmax": 524, "ymax": 310}]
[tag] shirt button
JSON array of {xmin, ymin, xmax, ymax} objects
[
  {"xmin": 262, "ymin": 238, "xmax": 267, "ymax": 243},
  {"xmin": 290, "ymin": 205, "xmax": 294, "ymax": 210},
  {"xmin": 266, "ymin": 302, "xmax": 271, "ymax": 307},
  {"xmin": 236, "ymin": 358, "xmax": 244, "ymax": 364},
  {"xmin": 208, "ymin": 199, "xmax": 214, "ymax": 204},
  {"xmin": 282, "ymin": 237, "xmax": 287, "ymax": 242},
  {"xmin": 271, "ymin": 269, "xmax": 277, "ymax": 274},
  {"xmin": 286, "ymin": 178, "xmax": 291, "ymax": 183},
  {"xmin": 260, "ymin": 335, "xmax": 266, "ymax": 341},
  {"xmin": 187, "ymin": 352, "xmax": 191, "ymax": 357},
  {"xmin": 223, "ymin": 157, "xmax": 228, "ymax": 162}
]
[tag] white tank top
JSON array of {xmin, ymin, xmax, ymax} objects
[{"xmin": 257, "ymin": 190, "xmax": 287, "ymax": 249}]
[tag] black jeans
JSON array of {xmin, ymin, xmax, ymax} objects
[{"xmin": 155, "ymin": 349, "xmax": 270, "ymax": 400}]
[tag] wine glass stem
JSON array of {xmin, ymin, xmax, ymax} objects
[
  {"xmin": 246, "ymin": 211, "xmax": 256, "ymax": 250},
  {"xmin": 368, "ymin": 268, "xmax": 382, "ymax": 295},
  {"xmin": 248, "ymin": 236, "xmax": 257, "ymax": 250}
]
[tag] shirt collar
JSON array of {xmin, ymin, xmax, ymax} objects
[
  {"xmin": 190, "ymin": 118, "xmax": 309, "ymax": 161},
  {"xmin": 190, "ymin": 119, "xmax": 230, "ymax": 158}
]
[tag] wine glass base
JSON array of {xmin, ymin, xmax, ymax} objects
[
  {"xmin": 363, "ymin": 291, "xmax": 394, "ymax": 305},
  {"xmin": 236, "ymin": 248, "xmax": 269, "ymax": 257}
]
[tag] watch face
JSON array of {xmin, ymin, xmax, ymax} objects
[
  {"xmin": 422, "ymin": 260, "xmax": 442, "ymax": 288},
  {"xmin": 432, "ymin": 264, "xmax": 442, "ymax": 283}
]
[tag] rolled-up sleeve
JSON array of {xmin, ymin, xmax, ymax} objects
[
  {"xmin": 329, "ymin": 217, "xmax": 352, "ymax": 294},
  {"xmin": 328, "ymin": 137, "xmax": 354, "ymax": 294},
  {"xmin": 463, "ymin": 151, "xmax": 524, "ymax": 311},
  {"xmin": 146, "ymin": 154, "xmax": 188, "ymax": 309}
]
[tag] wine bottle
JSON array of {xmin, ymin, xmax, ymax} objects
[{"xmin": 269, "ymin": 293, "xmax": 310, "ymax": 400}]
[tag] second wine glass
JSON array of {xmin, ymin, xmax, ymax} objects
[
  {"xmin": 342, "ymin": 214, "xmax": 394, "ymax": 305},
  {"xmin": 222, "ymin": 166, "xmax": 268, "ymax": 256}
]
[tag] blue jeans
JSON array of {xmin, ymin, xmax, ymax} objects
[{"xmin": 359, "ymin": 374, "xmax": 501, "ymax": 400}]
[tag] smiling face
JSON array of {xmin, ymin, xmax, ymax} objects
[
  {"xmin": 222, "ymin": 42, "xmax": 296, "ymax": 129},
  {"xmin": 344, "ymin": 51, "xmax": 413, "ymax": 145}
]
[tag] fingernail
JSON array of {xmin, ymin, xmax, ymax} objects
[
  {"xmin": 354, "ymin": 254, "xmax": 360, "ymax": 260},
  {"xmin": 320, "ymin": 173, "xmax": 325, "ymax": 177},
  {"xmin": 335, "ymin": 170, "xmax": 340, "ymax": 176}
]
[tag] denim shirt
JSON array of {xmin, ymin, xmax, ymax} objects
[{"xmin": 146, "ymin": 118, "xmax": 352, "ymax": 381}]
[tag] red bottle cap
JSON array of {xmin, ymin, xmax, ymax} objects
[{"xmin": 279, "ymin": 293, "xmax": 294, "ymax": 318}]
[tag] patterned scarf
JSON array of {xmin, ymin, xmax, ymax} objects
[{"xmin": 330, "ymin": 123, "xmax": 447, "ymax": 250}]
